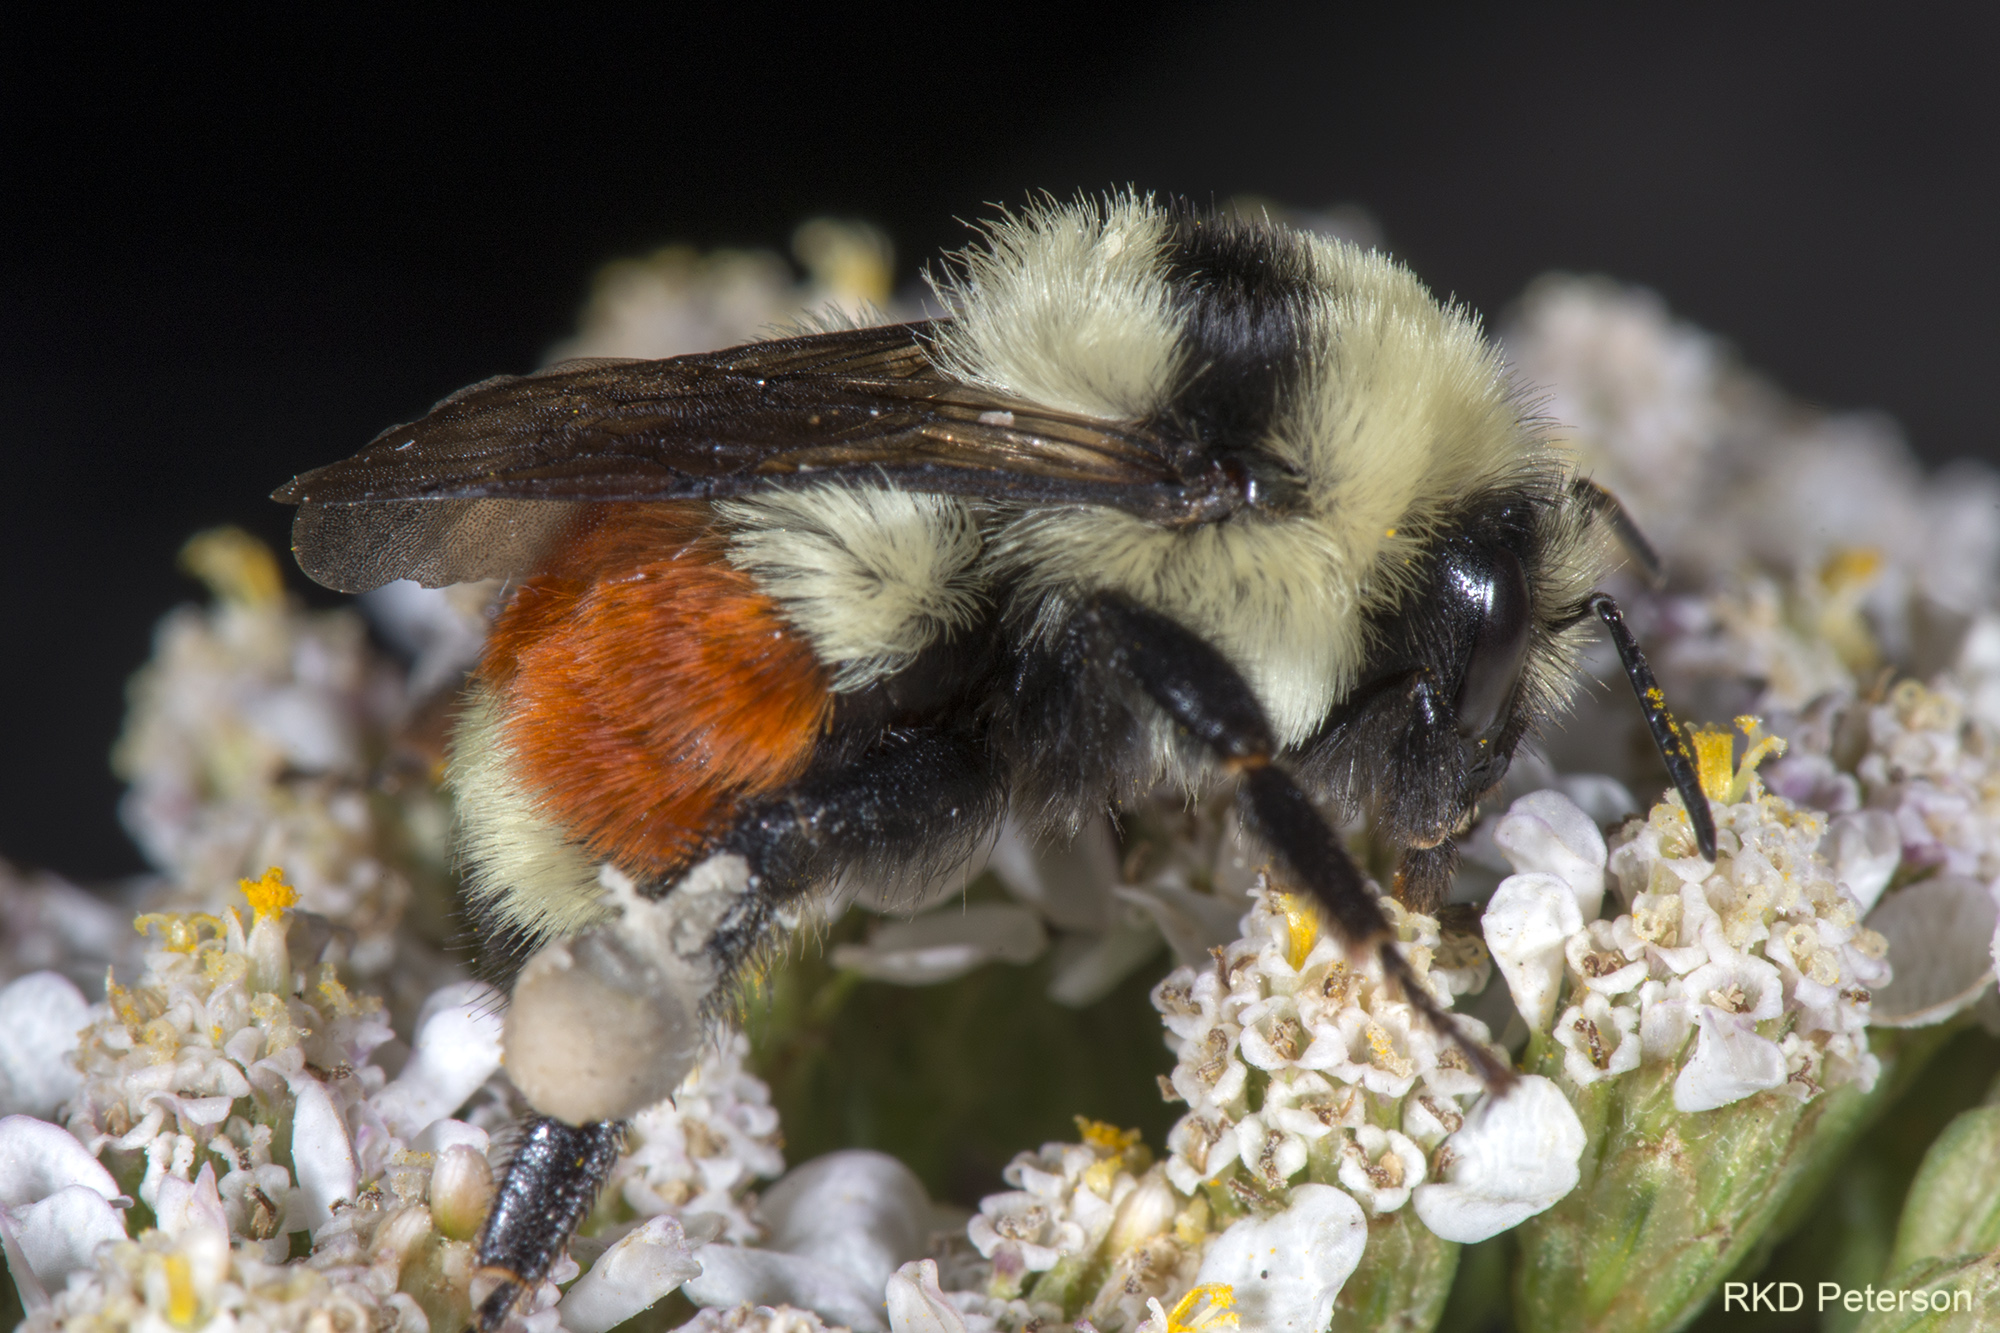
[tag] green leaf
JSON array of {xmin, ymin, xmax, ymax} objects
[
  {"xmin": 1512, "ymin": 1028, "xmax": 1948, "ymax": 1333},
  {"xmin": 1884, "ymin": 1102, "xmax": 2000, "ymax": 1275},
  {"xmin": 1331, "ymin": 1208, "xmax": 1460, "ymax": 1333}
]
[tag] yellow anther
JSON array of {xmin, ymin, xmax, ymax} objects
[
  {"xmin": 1082, "ymin": 1155, "xmax": 1124, "ymax": 1198},
  {"xmin": 179, "ymin": 526, "xmax": 284, "ymax": 608},
  {"xmin": 1819, "ymin": 546, "xmax": 1883, "ymax": 593},
  {"xmin": 1167, "ymin": 1284, "xmax": 1239, "ymax": 1332},
  {"xmin": 107, "ymin": 977, "xmax": 140, "ymax": 1026},
  {"xmin": 1274, "ymin": 892, "xmax": 1320, "ymax": 970},
  {"xmin": 134, "ymin": 913, "xmax": 222, "ymax": 953},
  {"xmin": 1695, "ymin": 717, "xmax": 1788, "ymax": 804},
  {"xmin": 1363, "ymin": 1020, "xmax": 1415, "ymax": 1077},
  {"xmin": 1692, "ymin": 726, "xmax": 1736, "ymax": 802},
  {"xmin": 792, "ymin": 218, "xmax": 894, "ymax": 305},
  {"xmin": 1075, "ymin": 1117, "xmax": 1144, "ymax": 1153},
  {"xmin": 239, "ymin": 866, "xmax": 298, "ymax": 921},
  {"xmin": 164, "ymin": 1252, "xmax": 199, "ymax": 1326}
]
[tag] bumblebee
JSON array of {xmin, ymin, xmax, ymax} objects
[{"xmin": 275, "ymin": 195, "xmax": 1712, "ymax": 1328}]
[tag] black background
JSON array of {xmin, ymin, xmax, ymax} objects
[{"xmin": 6, "ymin": 3, "xmax": 1999, "ymax": 879}]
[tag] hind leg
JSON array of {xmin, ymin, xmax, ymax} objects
[{"xmin": 473, "ymin": 727, "xmax": 1005, "ymax": 1328}]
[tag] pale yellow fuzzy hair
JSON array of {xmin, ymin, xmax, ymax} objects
[{"xmin": 958, "ymin": 196, "xmax": 1571, "ymax": 747}]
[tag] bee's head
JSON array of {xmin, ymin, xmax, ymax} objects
[{"xmin": 1296, "ymin": 477, "xmax": 1602, "ymax": 852}]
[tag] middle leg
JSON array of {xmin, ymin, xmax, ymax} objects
[{"xmin": 1071, "ymin": 592, "xmax": 1511, "ymax": 1086}]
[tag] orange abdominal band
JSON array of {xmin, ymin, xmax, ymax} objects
[{"xmin": 481, "ymin": 503, "xmax": 832, "ymax": 882}]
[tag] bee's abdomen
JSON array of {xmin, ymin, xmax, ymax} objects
[{"xmin": 480, "ymin": 503, "xmax": 833, "ymax": 884}]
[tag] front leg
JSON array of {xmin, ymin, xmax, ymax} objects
[{"xmin": 1074, "ymin": 593, "xmax": 1510, "ymax": 1086}]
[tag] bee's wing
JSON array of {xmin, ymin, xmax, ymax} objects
[{"xmin": 277, "ymin": 321, "xmax": 1196, "ymax": 592}]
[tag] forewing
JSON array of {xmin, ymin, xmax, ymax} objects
[{"xmin": 277, "ymin": 322, "xmax": 1192, "ymax": 591}]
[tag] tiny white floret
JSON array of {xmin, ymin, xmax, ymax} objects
[
  {"xmin": 885, "ymin": 1259, "xmax": 972, "ymax": 1333},
  {"xmin": 1195, "ymin": 1183, "xmax": 1365, "ymax": 1332},
  {"xmin": 1492, "ymin": 790, "xmax": 1609, "ymax": 919},
  {"xmin": 1484, "ymin": 872, "xmax": 1584, "ymax": 1030},
  {"xmin": 374, "ymin": 982, "xmax": 505, "ymax": 1137},
  {"xmin": 0, "ymin": 974, "xmax": 91, "ymax": 1120},
  {"xmin": 560, "ymin": 1214, "xmax": 704, "ymax": 1333},
  {"xmin": 1673, "ymin": 1010, "xmax": 1789, "ymax": 1112},
  {"xmin": 1412, "ymin": 1076, "xmax": 1584, "ymax": 1242}
]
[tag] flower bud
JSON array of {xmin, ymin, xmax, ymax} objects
[{"xmin": 429, "ymin": 1144, "xmax": 494, "ymax": 1243}]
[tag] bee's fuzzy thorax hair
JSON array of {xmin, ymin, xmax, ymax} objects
[
  {"xmin": 717, "ymin": 486, "xmax": 986, "ymax": 692},
  {"xmin": 926, "ymin": 193, "xmax": 1183, "ymax": 422},
  {"xmin": 933, "ymin": 194, "xmax": 1587, "ymax": 747}
]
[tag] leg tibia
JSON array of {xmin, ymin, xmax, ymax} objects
[{"xmin": 475, "ymin": 1116, "xmax": 625, "ymax": 1330}]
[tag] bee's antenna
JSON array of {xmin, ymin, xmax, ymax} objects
[
  {"xmin": 1572, "ymin": 478, "xmax": 1665, "ymax": 588},
  {"xmin": 1587, "ymin": 593, "xmax": 1718, "ymax": 861}
]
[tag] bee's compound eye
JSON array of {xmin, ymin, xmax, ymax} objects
[
  {"xmin": 1450, "ymin": 544, "xmax": 1531, "ymax": 744},
  {"xmin": 504, "ymin": 930, "xmax": 705, "ymax": 1124}
]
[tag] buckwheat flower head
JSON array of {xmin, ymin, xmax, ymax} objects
[
  {"xmin": 17, "ymin": 871, "xmax": 582, "ymax": 1332},
  {"xmin": 21, "ymin": 1156, "xmax": 434, "ymax": 1333},
  {"xmin": 948, "ymin": 1120, "xmax": 1207, "ymax": 1333},
  {"xmin": 1152, "ymin": 883, "xmax": 1520, "ymax": 1205},
  {"xmin": 1503, "ymin": 726, "xmax": 1953, "ymax": 1333},
  {"xmin": 1855, "ymin": 679, "xmax": 2000, "ymax": 885},
  {"xmin": 66, "ymin": 870, "xmax": 396, "ymax": 1223}
]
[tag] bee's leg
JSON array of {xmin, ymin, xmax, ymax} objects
[
  {"xmin": 714, "ymin": 726, "xmax": 1007, "ymax": 967},
  {"xmin": 473, "ymin": 1116, "xmax": 625, "ymax": 1331},
  {"xmin": 1075, "ymin": 593, "xmax": 1512, "ymax": 1087},
  {"xmin": 1392, "ymin": 841, "xmax": 1459, "ymax": 916},
  {"xmin": 473, "ymin": 730, "xmax": 1004, "ymax": 1330}
]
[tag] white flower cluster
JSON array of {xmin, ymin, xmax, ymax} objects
[
  {"xmin": 549, "ymin": 218, "xmax": 910, "ymax": 364},
  {"xmin": 113, "ymin": 529, "xmax": 457, "ymax": 969},
  {"xmin": 1854, "ymin": 680, "xmax": 2000, "ymax": 882},
  {"xmin": 1485, "ymin": 736, "xmax": 1896, "ymax": 1112},
  {"xmin": 3, "ymin": 873, "xmax": 506, "ymax": 1331},
  {"xmin": 1505, "ymin": 276, "xmax": 2000, "ymax": 637},
  {"xmin": 1500, "ymin": 274, "xmax": 2000, "ymax": 1052},
  {"xmin": 16, "ymin": 1154, "xmax": 434, "ymax": 1333},
  {"xmin": 603, "ymin": 1029, "xmax": 786, "ymax": 1243},
  {"xmin": 1767, "ymin": 678, "xmax": 2000, "ymax": 1025},
  {"xmin": 964, "ymin": 1121, "xmax": 1204, "ymax": 1332},
  {"xmin": 1150, "ymin": 885, "xmax": 1582, "ymax": 1247},
  {"xmin": 2, "ymin": 873, "xmax": 797, "ymax": 1333}
]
